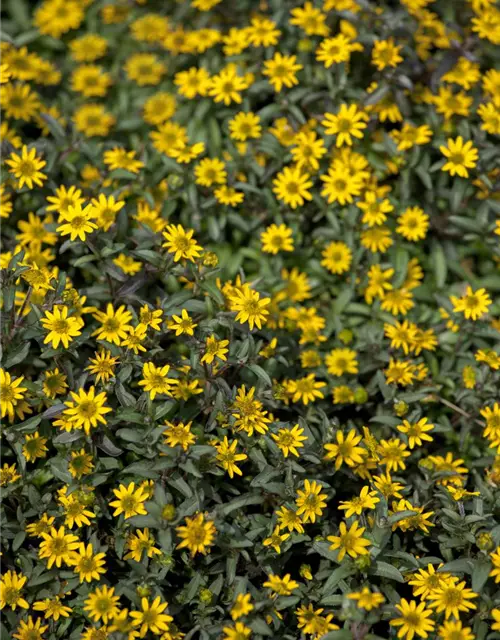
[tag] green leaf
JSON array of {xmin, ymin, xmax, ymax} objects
[
  {"xmin": 39, "ymin": 112, "xmax": 66, "ymax": 141},
  {"xmin": 372, "ymin": 561, "xmax": 404, "ymax": 583},
  {"xmin": 321, "ymin": 564, "xmax": 355, "ymax": 596},
  {"xmin": 247, "ymin": 364, "xmax": 272, "ymax": 387},
  {"xmin": 439, "ymin": 559, "xmax": 474, "ymax": 574},
  {"xmin": 249, "ymin": 619, "xmax": 273, "ymax": 636},
  {"xmin": 432, "ymin": 242, "xmax": 447, "ymax": 288},
  {"xmin": 3, "ymin": 341, "xmax": 30, "ymax": 369},
  {"xmin": 471, "ymin": 559, "xmax": 492, "ymax": 592},
  {"xmin": 14, "ymin": 415, "xmax": 42, "ymax": 433},
  {"xmin": 221, "ymin": 494, "xmax": 263, "ymax": 515}
]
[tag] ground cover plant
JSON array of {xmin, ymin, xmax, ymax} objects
[{"xmin": 1, "ymin": 0, "xmax": 500, "ymax": 639}]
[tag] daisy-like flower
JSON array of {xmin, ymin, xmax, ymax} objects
[
  {"xmin": 348, "ymin": 587, "xmax": 385, "ymax": 611},
  {"xmin": 200, "ymin": 336, "xmax": 230, "ymax": 364},
  {"xmin": 295, "ymin": 479, "xmax": 328, "ymax": 523},
  {"xmin": 321, "ymin": 241, "xmax": 352, "ymax": 274},
  {"xmin": 228, "ymin": 284, "xmax": 270, "ymax": 330},
  {"xmin": 440, "ymin": 136, "xmax": 478, "ymax": 178},
  {"xmin": 162, "ymin": 224, "xmax": 203, "ymax": 262},
  {"xmin": 322, "ymin": 104, "xmax": 369, "ymax": 147},
  {"xmin": 271, "ymin": 424, "xmax": 308, "ymax": 457},
  {"xmin": 397, "ymin": 417, "xmax": 434, "ymax": 449},
  {"xmin": 176, "ymin": 513, "xmax": 217, "ymax": 556},
  {"xmin": 261, "ymin": 224, "xmax": 294, "ymax": 254},
  {"xmin": 138, "ymin": 362, "xmax": 178, "ymax": 399},
  {"xmin": 372, "ymin": 37, "xmax": 403, "ymax": 70},
  {"xmin": 41, "ymin": 305, "xmax": 83, "ymax": 349},
  {"xmin": 63, "ymin": 386, "xmax": 112, "ymax": 434},
  {"xmin": 109, "ymin": 482, "xmax": 148, "ymax": 519},
  {"xmin": 328, "ymin": 521, "xmax": 371, "ymax": 561},
  {"xmin": 390, "ymin": 599, "xmax": 435, "ymax": 640},
  {"xmin": 273, "ymin": 165, "xmax": 313, "ymax": 209},
  {"xmin": 263, "ymin": 53, "xmax": 303, "ymax": 92},
  {"xmin": 214, "ymin": 436, "xmax": 248, "ymax": 477},
  {"xmin": 0, "ymin": 369, "xmax": 27, "ymax": 421},
  {"xmin": 263, "ymin": 525, "xmax": 290, "ymax": 554},
  {"xmin": 324, "ymin": 429, "xmax": 365, "ymax": 470},
  {"xmin": 130, "ymin": 597, "xmax": 173, "ymax": 637},
  {"xmin": 168, "ymin": 309, "xmax": 198, "ymax": 336},
  {"xmin": 5, "ymin": 145, "xmax": 47, "ymax": 189},
  {"xmin": 451, "ymin": 286, "xmax": 491, "ymax": 320},
  {"xmin": 57, "ymin": 202, "xmax": 98, "ymax": 241}
]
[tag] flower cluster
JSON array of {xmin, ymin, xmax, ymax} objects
[{"xmin": 1, "ymin": 0, "xmax": 500, "ymax": 640}]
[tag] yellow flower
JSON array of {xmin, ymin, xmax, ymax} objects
[
  {"xmin": 176, "ymin": 512, "xmax": 217, "ymax": 556},
  {"xmin": 215, "ymin": 436, "xmax": 248, "ymax": 477},
  {"xmin": 13, "ymin": 616, "xmax": 48, "ymax": 640},
  {"xmin": 109, "ymin": 482, "xmax": 148, "ymax": 519},
  {"xmin": 295, "ymin": 479, "xmax": 328, "ymax": 523},
  {"xmin": 162, "ymin": 224, "xmax": 203, "ymax": 262},
  {"xmin": 390, "ymin": 599, "xmax": 435, "ymax": 640},
  {"xmin": 322, "ymin": 103, "xmax": 369, "ymax": 147},
  {"xmin": 200, "ymin": 336, "xmax": 229, "ymax": 364},
  {"xmin": 39, "ymin": 526, "xmax": 80, "ymax": 568},
  {"xmin": 276, "ymin": 506, "xmax": 305, "ymax": 534},
  {"xmin": 325, "ymin": 348, "xmax": 358, "ymax": 376},
  {"xmin": 229, "ymin": 111, "xmax": 262, "ymax": 141},
  {"xmin": 271, "ymin": 424, "xmax": 308, "ymax": 457},
  {"xmin": 125, "ymin": 52, "xmax": 166, "ymax": 86},
  {"xmin": 63, "ymin": 386, "xmax": 111, "ymax": 434},
  {"xmin": 230, "ymin": 593, "xmax": 254, "ymax": 620},
  {"xmin": 33, "ymin": 596, "xmax": 72, "ymax": 620},
  {"xmin": 86, "ymin": 349, "xmax": 119, "ymax": 384},
  {"xmin": 41, "ymin": 305, "xmax": 83, "ymax": 349},
  {"xmin": 263, "ymin": 53, "xmax": 303, "ymax": 92},
  {"xmin": 378, "ymin": 438, "xmax": 410, "ymax": 472},
  {"xmin": 338, "ymin": 486, "xmax": 380, "ymax": 517},
  {"xmin": 84, "ymin": 585, "xmax": 120, "ymax": 623},
  {"xmin": 6, "ymin": 144, "xmax": 47, "ymax": 189},
  {"xmin": 130, "ymin": 596, "xmax": 173, "ymax": 636},
  {"xmin": 397, "ymin": 417, "xmax": 434, "ymax": 449},
  {"xmin": 451, "ymin": 286, "xmax": 491, "ymax": 320},
  {"xmin": 263, "ymin": 525, "xmax": 290, "ymax": 553},
  {"xmin": 348, "ymin": 587, "xmax": 385, "ymax": 610},
  {"xmin": 69, "ymin": 543, "xmax": 106, "ymax": 583},
  {"xmin": 57, "ymin": 201, "xmax": 98, "ymax": 241},
  {"xmin": 261, "ymin": 224, "xmax": 294, "ymax": 254},
  {"xmin": 168, "ymin": 309, "xmax": 198, "ymax": 336},
  {"xmin": 0, "ymin": 369, "xmax": 27, "ymax": 421},
  {"xmin": 396, "ymin": 207, "xmax": 429, "ymax": 241},
  {"xmin": 125, "ymin": 528, "xmax": 162, "ymax": 562},
  {"xmin": 327, "ymin": 520, "xmax": 371, "ymax": 561},
  {"xmin": 138, "ymin": 362, "xmax": 178, "ymax": 399},
  {"xmin": 263, "ymin": 573, "xmax": 299, "ymax": 596},
  {"xmin": 223, "ymin": 621, "xmax": 252, "ymax": 640},
  {"xmin": 372, "ymin": 37, "xmax": 403, "ymax": 69},
  {"xmin": 427, "ymin": 579, "xmax": 478, "ymax": 619},
  {"xmin": 408, "ymin": 563, "xmax": 452, "ymax": 600},
  {"xmin": 163, "ymin": 420, "xmax": 196, "ymax": 451},
  {"xmin": 229, "ymin": 284, "xmax": 270, "ymax": 330},
  {"xmin": 0, "ymin": 571, "xmax": 29, "ymax": 610},
  {"xmin": 324, "ymin": 429, "xmax": 365, "ymax": 470},
  {"xmin": 320, "ymin": 163, "xmax": 363, "ymax": 204},
  {"xmin": 273, "ymin": 165, "xmax": 313, "ymax": 209},
  {"xmin": 286, "ymin": 374, "xmax": 326, "ymax": 405},
  {"xmin": 437, "ymin": 620, "xmax": 475, "ymax": 640},
  {"xmin": 440, "ymin": 136, "xmax": 478, "ymax": 177},
  {"xmin": 208, "ymin": 64, "xmax": 249, "ymax": 105},
  {"xmin": 22, "ymin": 431, "xmax": 48, "ymax": 463},
  {"xmin": 321, "ymin": 241, "xmax": 352, "ymax": 274}
]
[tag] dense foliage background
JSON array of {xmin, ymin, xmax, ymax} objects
[{"xmin": 1, "ymin": 0, "xmax": 500, "ymax": 639}]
